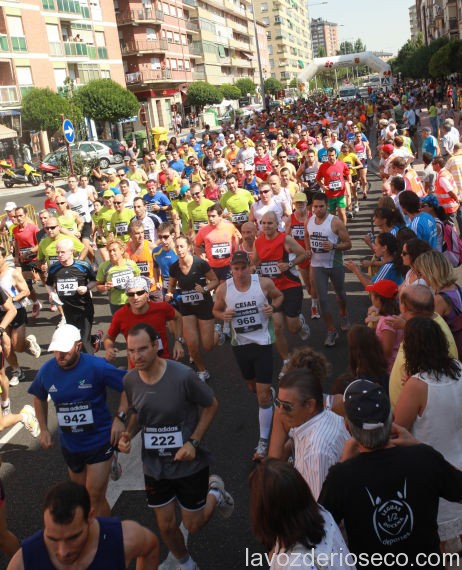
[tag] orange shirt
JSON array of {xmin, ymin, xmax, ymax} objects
[
  {"xmin": 195, "ymin": 221, "xmax": 240, "ymax": 268},
  {"xmin": 127, "ymin": 239, "xmax": 155, "ymax": 290}
]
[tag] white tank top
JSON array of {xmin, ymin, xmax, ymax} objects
[
  {"xmin": 307, "ymin": 213, "xmax": 339, "ymax": 268},
  {"xmin": 225, "ymin": 274, "xmax": 274, "ymax": 346},
  {"xmin": 0, "ymin": 267, "xmax": 24, "ymax": 309}
]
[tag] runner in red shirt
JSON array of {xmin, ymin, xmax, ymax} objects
[
  {"xmin": 316, "ymin": 148, "xmax": 352, "ymax": 226},
  {"xmin": 253, "ymin": 144, "xmax": 273, "ymax": 181}
]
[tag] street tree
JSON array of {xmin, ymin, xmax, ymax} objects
[
  {"xmin": 74, "ymin": 79, "xmax": 138, "ymax": 122},
  {"xmin": 235, "ymin": 78, "xmax": 256, "ymax": 96},
  {"xmin": 186, "ymin": 82, "xmax": 223, "ymax": 111},
  {"xmin": 220, "ymin": 84, "xmax": 241, "ymax": 100},
  {"xmin": 264, "ymin": 78, "xmax": 284, "ymax": 95},
  {"xmin": 22, "ymin": 88, "xmax": 79, "ymax": 135}
]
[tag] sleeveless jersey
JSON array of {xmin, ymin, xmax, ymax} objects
[
  {"xmin": 22, "ymin": 517, "xmax": 125, "ymax": 570},
  {"xmin": 225, "ymin": 274, "xmax": 275, "ymax": 346},
  {"xmin": 0, "ymin": 267, "xmax": 24, "ymax": 309},
  {"xmin": 255, "ymin": 231, "xmax": 301, "ymax": 291},
  {"xmin": 307, "ymin": 214, "xmax": 342, "ymax": 268},
  {"xmin": 127, "ymin": 240, "xmax": 155, "ymax": 290}
]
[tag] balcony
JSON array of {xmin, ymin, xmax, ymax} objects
[
  {"xmin": 11, "ymin": 36, "xmax": 27, "ymax": 52},
  {"xmin": 64, "ymin": 41, "xmax": 88, "ymax": 56},
  {"xmin": 116, "ymin": 8, "xmax": 164, "ymax": 26},
  {"xmin": 229, "ymin": 37, "xmax": 251, "ymax": 50},
  {"xmin": 120, "ymin": 39, "xmax": 168, "ymax": 55},
  {"xmin": 0, "ymin": 36, "xmax": 8, "ymax": 51},
  {"xmin": 42, "ymin": 0, "xmax": 86, "ymax": 18},
  {"xmin": 49, "ymin": 41, "xmax": 64, "ymax": 56},
  {"xmin": 226, "ymin": 17, "xmax": 249, "ymax": 34},
  {"xmin": 192, "ymin": 70, "xmax": 205, "ymax": 80},
  {"xmin": 188, "ymin": 43, "xmax": 203, "ymax": 56},
  {"xmin": 125, "ymin": 69, "xmax": 174, "ymax": 84},
  {"xmin": 185, "ymin": 19, "xmax": 199, "ymax": 32},
  {"xmin": 182, "ymin": 0, "xmax": 197, "ymax": 6},
  {"xmin": 0, "ymin": 86, "xmax": 20, "ymax": 104},
  {"xmin": 231, "ymin": 56, "xmax": 252, "ymax": 68}
]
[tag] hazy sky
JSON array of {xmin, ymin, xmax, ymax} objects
[{"xmin": 308, "ymin": 0, "xmax": 414, "ymax": 56}]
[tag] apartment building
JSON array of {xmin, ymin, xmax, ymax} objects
[
  {"xmin": 253, "ymin": 0, "xmax": 312, "ymax": 85},
  {"xmin": 0, "ymin": 0, "xmax": 124, "ymax": 132},
  {"xmin": 415, "ymin": 0, "xmax": 461, "ymax": 44},
  {"xmin": 409, "ymin": 4, "xmax": 419, "ymax": 41},
  {"xmin": 310, "ymin": 17, "xmax": 338, "ymax": 58}
]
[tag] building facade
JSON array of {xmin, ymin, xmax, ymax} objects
[
  {"xmin": 253, "ymin": 0, "xmax": 312, "ymax": 84},
  {"xmin": 415, "ymin": 0, "xmax": 461, "ymax": 44},
  {"xmin": 409, "ymin": 4, "xmax": 419, "ymax": 41},
  {"xmin": 310, "ymin": 17, "xmax": 338, "ymax": 58},
  {"xmin": 0, "ymin": 0, "xmax": 125, "ymax": 133}
]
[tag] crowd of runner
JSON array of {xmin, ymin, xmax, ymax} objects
[{"xmin": 1, "ymin": 79, "xmax": 462, "ymax": 569}]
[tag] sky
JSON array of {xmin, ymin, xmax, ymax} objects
[{"xmin": 308, "ymin": 0, "xmax": 415, "ymax": 56}]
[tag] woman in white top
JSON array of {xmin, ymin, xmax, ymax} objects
[
  {"xmin": 395, "ymin": 316, "xmax": 462, "ymax": 544},
  {"xmin": 249, "ymin": 459, "xmax": 355, "ymax": 570},
  {"xmin": 398, "ymin": 237, "xmax": 431, "ymax": 292}
]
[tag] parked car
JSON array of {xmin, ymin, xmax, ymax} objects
[
  {"xmin": 46, "ymin": 141, "xmax": 115, "ymax": 169},
  {"xmin": 99, "ymin": 139, "xmax": 127, "ymax": 163}
]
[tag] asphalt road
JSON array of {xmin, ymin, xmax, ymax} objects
[{"xmin": 0, "ymin": 169, "xmax": 378, "ymax": 570}]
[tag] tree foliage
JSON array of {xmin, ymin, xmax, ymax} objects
[
  {"xmin": 74, "ymin": 79, "xmax": 139, "ymax": 122},
  {"xmin": 186, "ymin": 82, "xmax": 223, "ymax": 109},
  {"xmin": 22, "ymin": 88, "xmax": 77, "ymax": 134},
  {"xmin": 264, "ymin": 77, "xmax": 284, "ymax": 95},
  {"xmin": 219, "ymin": 84, "xmax": 241, "ymax": 100},
  {"xmin": 234, "ymin": 78, "xmax": 256, "ymax": 96},
  {"xmin": 392, "ymin": 36, "xmax": 450, "ymax": 79}
]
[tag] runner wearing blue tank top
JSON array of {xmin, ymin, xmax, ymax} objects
[{"xmin": 8, "ymin": 481, "xmax": 159, "ymax": 570}]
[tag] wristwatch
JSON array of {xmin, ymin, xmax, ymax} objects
[
  {"xmin": 188, "ymin": 438, "xmax": 201, "ymax": 449},
  {"xmin": 0, "ymin": 327, "xmax": 5, "ymax": 336},
  {"xmin": 115, "ymin": 410, "xmax": 127, "ymax": 423},
  {"xmin": 288, "ymin": 261, "xmax": 293, "ymax": 268},
  {"xmin": 332, "ymin": 243, "xmax": 337, "ymax": 250},
  {"xmin": 175, "ymin": 337, "xmax": 185, "ymax": 345},
  {"xmin": 203, "ymin": 286, "xmax": 209, "ymax": 293}
]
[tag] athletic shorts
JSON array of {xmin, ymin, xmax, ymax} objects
[
  {"xmin": 232, "ymin": 343, "xmax": 273, "ymax": 383},
  {"xmin": 61, "ymin": 443, "xmax": 114, "ymax": 474},
  {"xmin": 328, "ymin": 195, "xmax": 347, "ymax": 212},
  {"xmin": 212, "ymin": 264, "xmax": 232, "ymax": 282},
  {"xmin": 179, "ymin": 297, "xmax": 214, "ymax": 320},
  {"xmin": 0, "ymin": 479, "xmax": 5, "ymax": 507},
  {"xmin": 80, "ymin": 221, "xmax": 92, "ymax": 240},
  {"xmin": 5, "ymin": 307, "xmax": 27, "ymax": 329},
  {"xmin": 145, "ymin": 466, "xmax": 209, "ymax": 511},
  {"xmin": 274, "ymin": 285, "xmax": 303, "ymax": 318},
  {"xmin": 297, "ymin": 257, "xmax": 310, "ymax": 270}
]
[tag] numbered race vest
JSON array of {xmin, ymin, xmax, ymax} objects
[{"xmin": 255, "ymin": 231, "xmax": 301, "ymax": 291}]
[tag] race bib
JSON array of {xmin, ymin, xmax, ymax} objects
[
  {"xmin": 193, "ymin": 220, "xmax": 205, "ymax": 232},
  {"xmin": 71, "ymin": 204, "xmax": 85, "ymax": 214},
  {"xmin": 111, "ymin": 269, "xmax": 133, "ymax": 289},
  {"xmin": 329, "ymin": 180, "xmax": 342, "ymax": 190},
  {"xmin": 231, "ymin": 212, "xmax": 248, "ymax": 224},
  {"xmin": 256, "ymin": 164, "xmax": 266, "ymax": 172},
  {"xmin": 136, "ymin": 261, "xmax": 149, "ymax": 276},
  {"xmin": 232, "ymin": 307, "xmax": 262, "ymax": 334},
  {"xmin": 181, "ymin": 290, "xmax": 204, "ymax": 303},
  {"xmin": 144, "ymin": 230, "xmax": 151, "ymax": 241},
  {"xmin": 162, "ymin": 277, "xmax": 169, "ymax": 290},
  {"xmin": 211, "ymin": 242, "xmax": 231, "ymax": 259},
  {"xmin": 19, "ymin": 247, "xmax": 33, "ymax": 258},
  {"xmin": 143, "ymin": 425, "xmax": 183, "ymax": 456},
  {"xmin": 305, "ymin": 172, "xmax": 316, "ymax": 182},
  {"xmin": 168, "ymin": 191, "xmax": 178, "ymax": 200},
  {"xmin": 310, "ymin": 236, "xmax": 327, "ymax": 253},
  {"xmin": 57, "ymin": 278, "xmax": 78, "ymax": 295},
  {"xmin": 115, "ymin": 222, "xmax": 128, "ymax": 235},
  {"xmin": 57, "ymin": 402, "xmax": 94, "ymax": 432},
  {"xmin": 259, "ymin": 261, "xmax": 281, "ymax": 277},
  {"xmin": 145, "ymin": 202, "xmax": 154, "ymax": 213},
  {"xmin": 291, "ymin": 225, "xmax": 305, "ymax": 239},
  {"xmin": 48, "ymin": 255, "xmax": 59, "ymax": 266}
]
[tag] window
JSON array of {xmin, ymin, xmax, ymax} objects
[
  {"xmin": 274, "ymin": 15, "xmax": 282, "ymax": 23},
  {"xmin": 146, "ymin": 27, "xmax": 157, "ymax": 40},
  {"xmin": 178, "ymin": 59, "xmax": 184, "ymax": 70},
  {"xmin": 268, "ymin": 45, "xmax": 272, "ymax": 55},
  {"xmin": 262, "ymin": 17, "xmax": 269, "ymax": 25},
  {"xmin": 166, "ymin": 30, "xmax": 173, "ymax": 42},
  {"xmin": 46, "ymin": 24, "xmax": 62, "ymax": 55},
  {"xmin": 100, "ymin": 69, "xmax": 110, "ymax": 78},
  {"xmin": 7, "ymin": 16, "xmax": 26, "ymax": 52},
  {"xmin": 16, "ymin": 66, "xmax": 32, "ymax": 86},
  {"xmin": 77, "ymin": 63, "xmax": 99, "ymax": 83},
  {"xmin": 269, "ymin": 59, "xmax": 274, "ymax": 68},
  {"xmin": 177, "ymin": 7, "xmax": 183, "ymax": 18},
  {"xmin": 266, "ymin": 31, "xmax": 271, "ymax": 40},
  {"xmin": 161, "ymin": 29, "xmax": 166, "ymax": 38},
  {"xmin": 169, "ymin": 58, "xmax": 177, "ymax": 69},
  {"xmin": 181, "ymin": 34, "xmax": 187, "ymax": 45},
  {"xmin": 162, "ymin": 2, "xmax": 169, "ymax": 15},
  {"xmin": 95, "ymin": 31, "xmax": 105, "ymax": 47},
  {"xmin": 184, "ymin": 59, "xmax": 190, "ymax": 70},
  {"xmin": 170, "ymin": 5, "xmax": 176, "ymax": 16},
  {"xmin": 150, "ymin": 56, "xmax": 161, "ymax": 69},
  {"xmin": 260, "ymin": 2, "xmax": 267, "ymax": 11},
  {"xmin": 174, "ymin": 32, "xmax": 180, "ymax": 43}
]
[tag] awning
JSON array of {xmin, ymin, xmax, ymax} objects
[
  {"xmin": 0, "ymin": 124, "xmax": 17, "ymax": 140},
  {"xmin": 0, "ymin": 110, "xmax": 20, "ymax": 117},
  {"xmin": 298, "ymin": 60, "xmax": 305, "ymax": 68},
  {"xmin": 241, "ymin": 51, "xmax": 253, "ymax": 60}
]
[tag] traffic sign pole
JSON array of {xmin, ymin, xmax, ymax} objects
[{"xmin": 61, "ymin": 114, "xmax": 75, "ymax": 176}]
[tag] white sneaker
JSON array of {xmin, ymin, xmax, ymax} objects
[
  {"xmin": 197, "ymin": 370, "xmax": 210, "ymax": 383},
  {"xmin": 1, "ymin": 401, "xmax": 10, "ymax": 416},
  {"xmin": 25, "ymin": 334, "xmax": 41, "ymax": 359},
  {"xmin": 214, "ymin": 323, "xmax": 225, "ymax": 346},
  {"xmin": 20, "ymin": 405, "xmax": 40, "ymax": 437},
  {"xmin": 9, "ymin": 368, "xmax": 25, "ymax": 386},
  {"xmin": 298, "ymin": 313, "xmax": 310, "ymax": 341},
  {"xmin": 209, "ymin": 474, "xmax": 234, "ymax": 519},
  {"xmin": 324, "ymin": 330, "xmax": 339, "ymax": 347}
]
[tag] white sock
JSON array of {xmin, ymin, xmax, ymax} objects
[
  {"xmin": 179, "ymin": 554, "xmax": 196, "ymax": 570},
  {"xmin": 208, "ymin": 488, "xmax": 221, "ymax": 503},
  {"xmin": 312, "ymin": 298, "xmax": 319, "ymax": 308},
  {"xmin": 259, "ymin": 405, "xmax": 273, "ymax": 440},
  {"xmin": 2, "ymin": 399, "xmax": 10, "ymax": 408}
]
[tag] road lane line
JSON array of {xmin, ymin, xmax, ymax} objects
[{"xmin": 0, "ymin": 423, "xmax": 23, "ymax": 447}]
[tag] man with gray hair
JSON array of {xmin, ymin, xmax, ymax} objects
[{"xmin": 319, "ymin": 379, "xmax": 462, "ymax": 568}]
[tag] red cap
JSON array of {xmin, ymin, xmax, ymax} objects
[
  {"xmin": 380, "ymin": 144, "xmax": 394, "ymax": 154},
  {"xmin": 365, "ymin": 280, "xmax": 398, "ymax": 298}
]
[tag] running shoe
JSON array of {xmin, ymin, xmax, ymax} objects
[
  {"xmin": 324, "ymin": 330, "xmax": 339, "ymax": 347},
  {"xmin": 197, "ymin": 370, "xmax": 210, "ymax": 383},
  {"xmin": 310, "ymin": 305, "xmax": 321, "ymax": 319},
  {"xmin": 346, "ymin": 210, "xmax": 354, "ymax": 220},
  {"xmin": 50, "ymin": 292, "xmax": 63, "ymax": 306},
  {"xmin": 354, "ymin": 202, "xmax": 360, "ymax": 213},
  {"xmin": 25, "ymin": 334, "xmax": 41, "ymax": 359},
  {"xmin": 278, "ymin": 358, "xmax": 290, "ymax": 379},
  {"xmin": 1, "ymin": 401, "xmax": 10, "ymax": 416},
  {"xmin": 31, "ymin": 301, "xmax": 42, "ymax": 318},
  {"xmin": 50, "ymin": 304, "xmax": 58, "ymax": 312},
  {"xmin": 340, "ymin": 315, "xmax": 351, "ymax": 331},
  {"xmin": 110, "ymin": 451, "xmax": 122, "ymax": 481},
  {"xmin": 298, "ymin": 314, "xmax": 310, "ymax": 341},
  {"xmin": 9, "ymin": 368, "xmax": 25, "ymax": 386},
  {"xmin": 214, "ymin": 323, "xmax": 225, "ymax": 346},
  {"xmin": 91, "ymin": 329, "xmax": 104, "ymax": 353},
  {"xmin": 253, "ymin": 438, "xmax": 269, "ymax": 462},
  {"xmin": 20, "ymin": 405, "xmax": 40, "ymax": 438},
  {"xmin": 209, "ymin": 474, "xmax": 234, "ymax": 519}
]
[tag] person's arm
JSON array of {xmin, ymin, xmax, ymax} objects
[
  {"xmin": 278, "ymin": 235, "xmax": 308, "ymax": 272},
  {"xmin": 6, "ymin": 549, "xmax": 24, "ymax": 570},
  {"xmin": 0, "ymin": 297, "xmax": 17, "ymax": 330},
  {"xmin": 434, "ymin": 293, "xmax": 451, "ymax": 317},
  {"xmin": 10, "ymin": 269, "xmax": 30, "ymax": 303},
  {"xmin": 344, "ymin": 260, "xmax": 372, "ymax": 288},
  {"xmin": 212, "ymin": 283, "xmax": 230, "ymax": 321},
  {"xmin": 268, "ymin": 408, "xmax": 290, "ymax": 459},
  {"xmin": 198, "ymin": 268, "xmax": 219, "ymax": 293},
  {"xmin": 33, "ymin": 396, "xmax": 52, "ymax": 449},
  {"xmin": 394, "ymin": 376, "xmax": 427, "ymax": 430},
  {"xmin": 261, "ymin": 277, "xmax": 284, "ymax": 311},
  {"xmin": 122, "ymin": 520, "xmax": 160, "ymax": 570},
  {"xmin": 169, "ymin": 308, "xmax": 185, "ymax": 361},
  {"xmin": 332, "ymin": 218, "xmax": 352, "ymax": 251},
  {"xmin": 103, "ymin": 334, "xmax": 118, "ymax": 362},
  {"xmin": 174, "ymin": 397, "xmax": 218, "ymax": 461}
]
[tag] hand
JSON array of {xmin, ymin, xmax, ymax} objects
[
  {"xmin": 118, "ymin": 431, "xmax": 131, "ymax": 454},
  {"xmin": 363, "ymin": 234, "xmax": 372, "ymax": 247},
  {"xmin": 165, "ymin": 292, "xmax": 173, "ymax": 301},
  {"xmin": 111, "ymin": 418, "xmax": 125, "ymax": 446},
  {"xmin": 172, "ymin": 341, "xmax": 185, "ymax": 361},
  {"xmin": 105, "ymin": 347, "xmax": 118, "ymax": 362},
  {"xmin": 384, "ymin": 315, "xmax": 406, "ymax": 330},
  {"xmin": 40, "ymin": 429, "xmax": 53, "ymax": 450},
  {"xmin": 194, "ymin": 284, "xmax": 206, "ymax": 294},
  {"xmin": 389, "ymin": 423, "xmax": 419, "ymax": 447},
  {"xmin": 76, "ymin": 286, "xmax": 87, "ymax": 295},
  {"xmin": 344, "ymin": 260, "xmax": 357, "ymax": 273},
  {"xmin": 223, "ymin": 309, "xmax": 235, "ymax": 322},
  {"xmin": 277, "ymin": 262, "xmax": 290, "ymax": 272},
  {"xmin": 174, "ymin": 442, "xmax": 196, "ymax": 462},
  {"xmin": 105, "ymin": 281, "xmax": 113, "ymax": 291},
  {"xmin": 322, "ymin": 240, "xmax": 334, "ymax": 252},
  {"xmin": 262, "ymin": 303, "xmax": 274, "ymax": 317}
]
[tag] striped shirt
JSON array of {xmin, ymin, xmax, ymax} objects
[
  {"xmin": 446, "ymin": 153, "xmax": 462, "ymax": 200},
  {"xmin": 289, "ymin": 410, "xmax": 349, "ymax": 500}
]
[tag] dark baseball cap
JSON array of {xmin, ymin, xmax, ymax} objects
[
  {"xmin": 230, "ymin": 251, "xmax": 250, "ymax": 265},
  {"xmin": 344, "ymin": 379, "xmax": 390, "ymax": 430}
]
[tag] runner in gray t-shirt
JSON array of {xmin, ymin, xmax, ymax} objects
[{"xmin": 113, "ymin": 322, "xmax": 234, "ymax": 570}]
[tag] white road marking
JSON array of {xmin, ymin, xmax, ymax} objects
[
  {"xmin": 0, "ymin": 423, "xmax": 23, "ymax": 448},
  {"xmin": 107, "ymin": 433, "xmax": 144, "ymax": 508}
]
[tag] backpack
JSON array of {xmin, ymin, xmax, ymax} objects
[
  {"xmin": 442, "ymin": 222, "xmax": 462, "ymax": 267},
  {"xmin": 438, "ymin": 285, "xmax": 462, "ymax": 361}
]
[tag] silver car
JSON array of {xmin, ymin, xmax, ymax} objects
[{"xmin": 62, "ymin": 141, "xmax": 115, "ymax": 168}]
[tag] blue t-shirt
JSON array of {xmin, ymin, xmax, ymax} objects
[
  {"xmin": 169, "ymin": 158, "xmax": 185, "ymax": 174},
  {"xmin": 422, "ymin": 135, "xmax": 438, "ymax": 157},
  {"xmin": 153, "ymin": 245, "xmax": 179, "ymax": 282},
  {"xmin": 28, "ymin": 354, "xmax": 125, "ymax": 452},
  {"xmin": 243, "ymin": 175, "xmax": 259, "ymax": 196},
  {"xmin": 371, "ymin": 262, "xmax": 404, "ymax": 286},
  {"xmin": 407, "ymin": 212, "xmax": 437, "ymax": 249},
  {"xmin": 143, "ymin": 192, "xmax": 171, "ymax": 222}
]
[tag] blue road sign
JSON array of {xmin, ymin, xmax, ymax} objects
[{"xmin": 62, "ymin": 119, "xmax": 75, "ymax": 144}]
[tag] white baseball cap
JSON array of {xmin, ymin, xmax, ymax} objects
[
  {"xmin": 48, "ymin": 324, "xmax": 81, "ymax": 352},
  {"xmin": 4, "ymin": 202, "xmax": 16, "ymax": 211}
]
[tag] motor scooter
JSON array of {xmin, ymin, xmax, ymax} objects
[
  {"xmin": 0, "ymin": 160, "xmax": 41, "ymax": 188},
  {"xmin": 37, "ymin": 160, "xmax": 60, "ymax": 180}
]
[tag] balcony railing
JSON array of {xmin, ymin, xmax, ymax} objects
[
  {"xmin": 188, "ymin": 43, "xmax": 203, "ymax": 55},
  {"xmin": 0, "ymin": 85, "xmax": 20, "ymax": 104},
  {"xmin": 64, "ymin": 41, "xmax": 88, "ymax": 56},
  {"xmin": 11, "ymin": 36, "xmax": 27, "ymax": 52},
  {"xmin": 231, "ymin": 56, "xmax": 252, "ymax": 68},
  {"xmin": 116, "ymin": 8, "xmax": 164, "ymax": 25},
  {"xmin": 182, "ymin": 0, "xmax": 198, "ymax": 7},
  {"xmin": 185, "ymin": 19, "xmax": 199, "ymax": 31},
  {"xmin": 192, "ymin": 70, "xmax": 205, "ymax": 80},
  {"xmin": 0, "ymin": 36, "xmax": 8, "ymax": 51},
  {"xmin": 120, "ymin": 39, "xmax": 168, "ymax": 54},
  {"xmin": 49, "ymin": 41, "xmax": 63, "ymax": 56},
  {"xmin": 449, "ymin": 17, "xmax": 458, "ymax": 30},
  {"xmin": 125, "ymin": 69, "xmax": 173, "ymax": 84}
]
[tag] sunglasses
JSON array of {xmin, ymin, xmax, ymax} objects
[
  {"xmin": 127, "ymin": 290, "xmax": 146, "ymax": 297},
  {"xmin": 193, "ymin": 163, "xmax": 199, "ymax": 166},
  {"xmin": 45, "ymin": 226, "xmax": 58, "ymax": 230},
  {"xmin": 274, "ymin": 398, "xmax": 296, "ymax": 412},
  {"xmin": 260, "ymin": 190, "xmax": 271, "ymax": 194},
  {"xmin": 159, "ymin": 234, "xmax": 172, "ymax": 239},
  {"xmin": 279, "ymin": 155, "xmax": 287, "ymax": 158},
  {"xmin": 56, "ymin": 202, "xmax": 66, "ymax": 205},
  {"xmin": 114, "ymin": 201, "xmax": 124, "ymax": 205},
  {"xmin": 191, "ymin": 192, "xmax": 202, "ymax": 197}
]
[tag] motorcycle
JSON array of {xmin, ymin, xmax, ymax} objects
[
  {"xmin": 0, "ymin": 160, "xmax": 41, "ymax": 188},
  {"xmin": 37, "ymin": 160, "xmax": 60, "ymax": 181}
]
